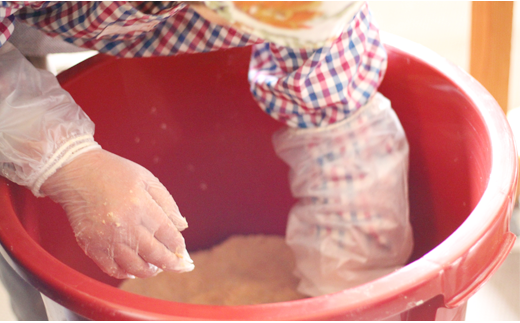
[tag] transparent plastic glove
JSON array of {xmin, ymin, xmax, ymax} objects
[
  {"xmin": 0, "ymin": 42, "xmax": 98, "ymax": 195},
  {"xmin": 41, "ymin": 149, "xmax": 194, "ymax": 279},
  {"xmin": 273, "ymin": 93, "xmax": 413, "ymax": 297}
]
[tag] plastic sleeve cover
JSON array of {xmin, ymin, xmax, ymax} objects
[
  {"xmin": 273, "ymin": 93, "xmax": 414, "ymax": 296},
  {"xmin": 0, "ymin": 42, "xmax": 100, "ymax": 197}
]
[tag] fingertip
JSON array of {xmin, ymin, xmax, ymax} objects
[
  {"xmin": 148, "ymin": 263, "xmax": 163, "ymax": 275},
  {"xmin": 171, "ymin": 258, "xmax": 195, "ymax": 273},
  {"xmin": 170, "ymin": 248, "xmax": 195, "ymax": 273},
  {"xmin": 171, "ymin": 214, "xmax": 189, "ymax": 231},
  {"xmin": 176, "ymin": 262, "xmax": 195, "ymax": 273},
  {"xmin": 119, "ymin": 273, "xmax": 136, "ymax": 279},
  {"xmin": 104, "ymin": 267, "xmax": 135, "ymax": 279},
  {"xmin": 181, "ymin": 248, "xmax": 193, "ymax": 264},
  {"xmin": 152, "ymin": 247, "xmax": 195, "ymax": 273}
]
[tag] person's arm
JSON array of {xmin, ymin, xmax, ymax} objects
[
  {"xmin": 245, "ymin": 3, "xmax": 413, "ymax": 296},
  {"xmin": 0, "ymin": 42, "xmax": 99, "ymax": 195},
  {"xmin": 0, "ymin": 20, "xmax": 193, "ymax": 278}
]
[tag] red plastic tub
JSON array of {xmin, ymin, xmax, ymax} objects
[{"xmin": 0, "ymin": 33, "xmax": 516, "ymax": 320}]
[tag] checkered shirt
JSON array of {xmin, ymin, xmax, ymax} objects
[{"xmin": 0, "ymin": 1, "xmax": 386, "ymax": 129}]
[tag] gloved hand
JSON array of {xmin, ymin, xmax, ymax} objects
[
  {"xmin": 0, "ymin": 43, "xmax": 193, "ymax": 279},
  {"xmin": 41, "ymin": 149, "xmax": 194, "ymax": 279},
  {"xmin": 273, "ymin": 93, "xmax": 413, "ymax": 297}
]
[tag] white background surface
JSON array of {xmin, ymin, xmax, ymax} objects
[{"xmin": 1, "ymin": 1, "xmax": 519, "ymax": 320}]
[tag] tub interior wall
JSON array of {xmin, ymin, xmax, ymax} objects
[{"xmin": 7, "ymin": 46, "xmax": 491, "ymax": 288}]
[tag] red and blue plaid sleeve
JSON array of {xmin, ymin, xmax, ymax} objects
[
  {"xmin": 9, "ymin": 3, "xmax": 262, "ymax": 57},
  {"xmin": 0, "ymin": 1, "xmax": 22, "ymax": 46},
  {"xmin": 248, "ymin": 2, "xmax": 387, "ymax": 128},
  {"xmin": 1, "ymin": 2, "xmax": 53, "ymax": 47}
]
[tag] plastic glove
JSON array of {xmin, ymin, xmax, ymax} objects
[
  {"xmin": 0, "ymin": 42, "xmax": 99, "ymax": 196},
  {"xmin": 0, "ymin": 43, "xmax": 193, "ymax": 278},
  {"xmin": 273, "ymin": 93, "xmax": 413, "ymax": 297},
  {"xmin": 41, "ymin": 149, "xmax": 194, "ymax": 279}
]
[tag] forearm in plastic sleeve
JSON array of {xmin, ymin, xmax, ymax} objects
[
  {"xmin": 273, "ymin": 93, "xmax": 414, "ymax": 296},
  {"xmin": 0, "ymin": 42, "xmax": 100, "ymax": 197}
]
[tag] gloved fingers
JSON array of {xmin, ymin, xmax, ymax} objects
[
  {"xmin": 146, "ymin": 181, "xmax": 188, "ymax": 231},
  {"xmin": 112, "ymin": 243, "xmax": 163, "ymax": 278},
  {"xmin": 133, "ymin": 196, "xmax": 195, "ymax": 271},
  {"xmin": 86, "ymin": 248, "xmax": 135, "ymax": 279},
  {"xmin": 137, "ymin": 189, "xmax": 186, "ymax": 238},
  {"xmin": 130, "ymin": 224, "xmax": 194, "ymax": 273},
  {"xmin": 152, "ymin": 220, "xmax": 193, "ymax": 262}
]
